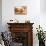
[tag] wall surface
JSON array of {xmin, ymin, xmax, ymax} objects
[
  {"xmin": 2, "ymin": 0, "xmax": 46, "ymax": 46},
  {"xmin": 40, "ymin": 0, "xmax": 46, "ymax": 13},
  {"xmin": 0, "ymin": 0, "xmax": 2, "ymax": 32},
  {"xmin": 40, "ymin": 0, "xmax": 46, "ymax": 31}
]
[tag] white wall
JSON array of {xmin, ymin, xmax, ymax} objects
[
  {"xmin": 0, "ymin": 0, "xmax": 2, "ymax": 32},
  {"xmin": 40, "ymin": 0, "xmax": 46, "ymax": 31},
  {"xmin": 40, "ymin": 0, "xmax": 46, "ymax": 13}
]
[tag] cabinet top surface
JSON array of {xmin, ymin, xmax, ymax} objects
[{"xmin": 7, "ymin": 23, "xmax": 34, "ymax": 25}]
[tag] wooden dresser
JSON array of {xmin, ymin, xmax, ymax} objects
[{"xmin": 7, "ymin": 23, "xmax": 34, "ymax": 46}]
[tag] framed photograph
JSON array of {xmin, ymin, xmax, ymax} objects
[{"xmin": 14, "ymin": 6, "xmax": 27, "ymax": 15}]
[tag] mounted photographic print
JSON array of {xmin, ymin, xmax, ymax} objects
[{"xmin": 14, "ymin": 6, "xmax": 27, "ymax": 15}]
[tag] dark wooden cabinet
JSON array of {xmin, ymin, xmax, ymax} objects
[{"xmin": 7, "ymin": 23, "xmax": 34, "ymax": 46}]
